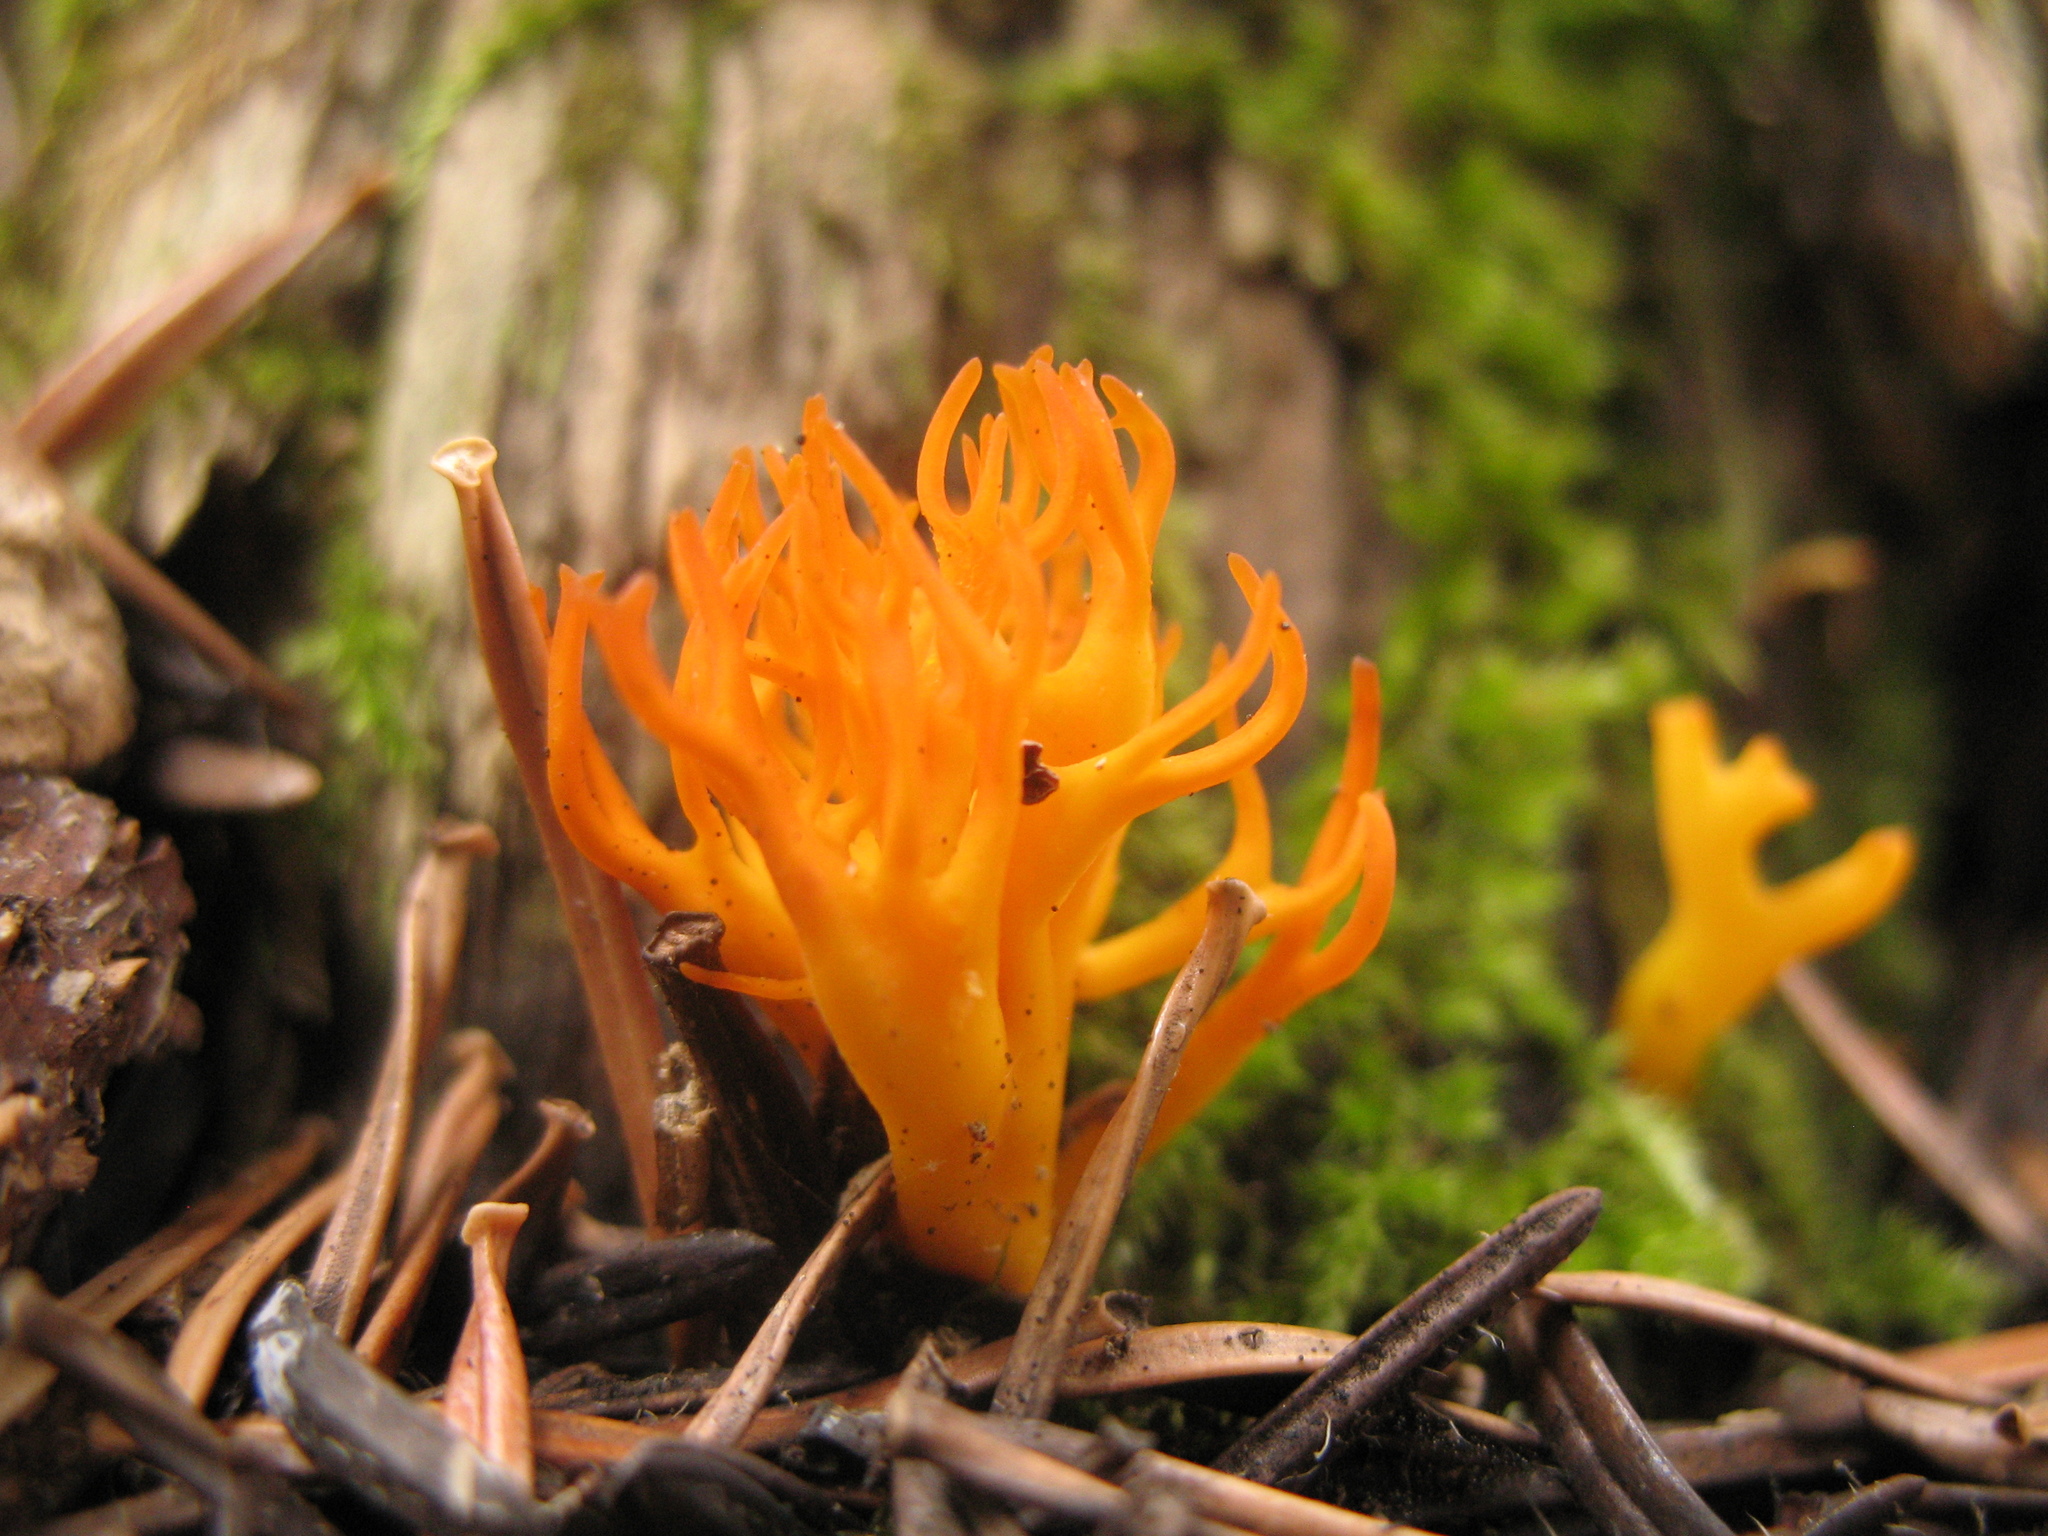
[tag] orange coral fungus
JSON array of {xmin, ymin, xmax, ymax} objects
[{"xmin": 544, "ymin": 351, "xmax": 1395, "ymax": 1288}]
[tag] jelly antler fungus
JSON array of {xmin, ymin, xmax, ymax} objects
[
  {"xmin": 1613, "ymin": 696, "xmax": 1915, "ymax": 1098},
  {"xmin": 540, "ymin": 351, "xmax": 1396, "ymax": 1289}
]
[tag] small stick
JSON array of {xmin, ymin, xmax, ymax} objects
[
  {"xmin": 967, "ymin": 1412, "xmax": 1452, "ymax": 1536},
  {"xmin": 1219, "ymin": 1185, "xmax": 1602, "ymax": 1482},
  {"xmin": 166, "ymin": 1170, "xmax": 345, "ymax": 1405},
  {"xmin": 63, "ymin": 507, "xmax": 306, "ymax": 716},
  {"xmin": 1780, "ymin": 962, "xmax": 2048, "ymax": 1273},
  {"xmin": 249, "ymin": 1281, "xmax": 538, "ymax": 1535},
  {"xmin": 890, "ymin": 1386, "xmax": 1429, "ymax": 1536},
  {"xmin": 1907, "ymin": 1318, "xmax": 2048, "ymax": 1392},
  {"xmin": 304, "ymin": 821, "xmax": 495, "ymax": 1338},
  {"xmin": 0, "ymin": 1117, "xmax": 328, "ymax": 1432},
  {"xmin": 685, "ymin": 1158, "xmax": 894, "ymax": 1447},
  {"xmin": 434, "ymin": 439, "xmax": 670, "ymax": 1227},
  {"xmin": 352, "ymin": 1037, "xmax": 510, "ymax": 1370},
  {"xmin": 1539, "ymin": 1271, "xmax": 2005, "ymax": 1405},
  {"xmin": 992, "ymin": 879, "xmax": 1262, "ymax": 1419}
]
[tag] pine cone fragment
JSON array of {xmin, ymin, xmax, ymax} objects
[{"xmin": 0, "ymin": 773, "xmax": 198, "ymax": 1265}]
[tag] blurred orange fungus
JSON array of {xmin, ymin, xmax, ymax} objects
[{"xmin": 544, "ymin": 349, "xmax": 1396, "ymax": 1289}]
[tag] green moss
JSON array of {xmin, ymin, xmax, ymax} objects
[
  {"xmin": 277, "ymin": 529, "xmax": 439, "ymax": 795},
  {"xmin": 1020, "ymin": 0, "xmax": 1992, "ymax": 1341}
]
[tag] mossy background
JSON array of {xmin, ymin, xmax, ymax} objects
[{"xmin": 1, "ymin": 0, "xmax": 2043, "ymax": 1349}]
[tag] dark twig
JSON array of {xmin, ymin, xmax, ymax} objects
[
  {"xmin": 393, "ymin": 1029, "xmax": 513, "ymax": 1249},
  {"xmin": 887, "ymin": 1387, "xmax": 1430, "ymax": 1536},
  {"xmin": 487, "ymin": 1098, "xmax": 595, "ymax": 1289},
  {"xmin": 993, "ymin": 880, "xmax": 1263, "ymax": 1420},
  {"xmin": 1218, "ymin": 1186, "xmax": 1601, "ymax": 1482},
  {"xmin": 686, "ymin": 1159, "xmax": 894, "ymax": 1447},
  {"xmin": 305, "ymin": 822, "xmax": 495, "ymax": 1339},
  {"xmin": 434, "ymin": 440, "xmax": 670, "ymax": 1227},
  {"xmin": 10, "ymin": 173, "xmax": 388, "ymax": 721},
  {"xmin": 1539, "ymin": 1270, "xmax": 2005, "ymax": 1405},
  {"xmin": 642, "ymin": 915, "xmax": 834, "ymax": 1252},
  {"xmin": 1796, "ymin": 1474, "xmax": 1925, "ymax": 1536},
  {"xmin": 1780, "ymin": 962, "xmax": 2048, "ymax": 1273},
  {"xmin": 1860, "ymin": 1389, "xmax": 2048, "ymax": 1484}
]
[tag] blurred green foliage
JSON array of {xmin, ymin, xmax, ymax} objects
[{"xmin": 1044, "ymin": 0, "xmax": 2009, "ymax": 1337}]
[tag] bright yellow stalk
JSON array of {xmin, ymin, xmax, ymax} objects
[{"xmin": 1613, "ymin": 696, "xmax": 1915, "ymax": 1098}]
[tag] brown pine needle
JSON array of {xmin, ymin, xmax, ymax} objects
[
  {"xmin": 165, "ymin": 1171, "xmax": 345, "ymax": 1406},
  {"xmin": 992, "ymin": 879, "xmax": 1262, "ymax": 1419},
  {"xmin": 0, "ymin": 1116, "xmax": 328, "ymax": 1432},
  {"xmin": 433, "ymin": 439, "xmax": 669, "ymax": 1227},
  {"xmin": 304, "ymin": 822, "xmax": 495, "ymax": 1338},
  {"xmin": 686, "ymin": 1158, "xmax": 895, "ymax": 1447},
  {"xmin": 1779, "ymin": 962, "xmax": 2048, "ymax": 1274}
]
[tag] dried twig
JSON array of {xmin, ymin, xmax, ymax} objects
[
  {"xmin": 642, "ymin": 915, "xmax": 833, "ymax": 1251},
  {"xmin": 889, "ymin": 1386, "xmax": 1433, "ymax": 1536},
  {"xmin": 992, "ymin": 879, "xmax": 1262, "ymax": 1419},
  {"xmin": 393, "ymin": 1029, "xmax": 513, "ymax": 1249},
  {"xmin": 250, "ymin": 1281, "xmax": 544, "ymax": 1535},
  {"xmin": 1860, "ymin": 1390, "xmax": 2048, "ymax": 1486},
  {"xmin": 1540, "ymin": 1270, "xmax": 2005, "ymax": 1404},
  {"xmin": 685, "ymin": 1158, "xmax": 894, "ymax": 1447},
  {"xmin": 1219, "ymin": 1185, "xmax": 1601, "ymax": 1482},
  {"xmin": 1779, "ymin": 962, "xmax": 2048, "ymax": 1272},
  {"xmin": 0, "ymin": 1117, "xmax": 328, "ymax": 1432},
  {"xmin": 23, "ymin": 1484, "xmax": 205, "ymax": 1536},
  {"xmin": 1907, "ymin": 1318, "xmax": 2048, "ymax": 1392},
  {"xmin": 486, "ymin": 1097, "xmax": 595, "ymax": 1292},
  {"xmin": 304, "ymin": 823, "xmax": 495, "ymax": 1338},
  {"xmin": 433, "ymin": 440, "xmax": 670, "ymax": 1227}
]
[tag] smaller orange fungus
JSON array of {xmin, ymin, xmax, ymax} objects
[
  {"xmin": 1613, "ymin": 696, "xmax": 1915, "ymax": 1099},
  {"xmin": 542, "ymin": 350, "xmax": 1396, "ymax": 1288}
]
